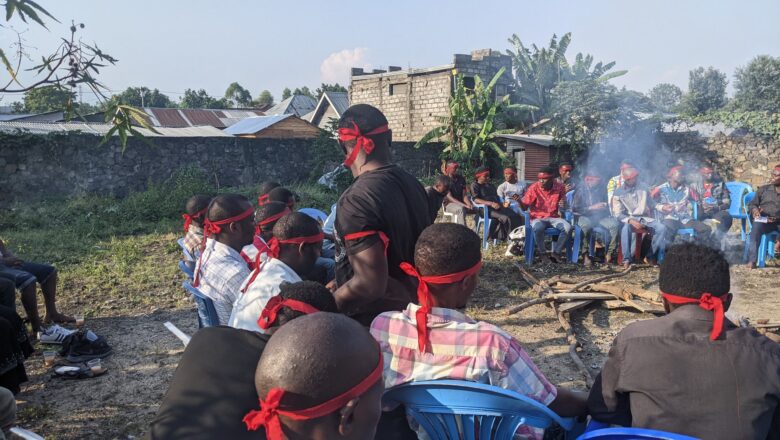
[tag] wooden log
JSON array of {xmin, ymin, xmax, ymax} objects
[
  {"xmin": 554, "ymin": 306, "xmax": 594, "ymax": 388},
  {"xmin": 558, "ymin": 300, "xmax": 594, "ymax": 314},
  {"xmin": 562, "ymin": 265, "xmax": 633, "ymax": 293},
  {"xmin": 601, "ymin": 299, "xmax": 665, "ymax": 315},
  {"xmin": 514, "ymin": 263, "xmax": 555, "ymax": 297},
  {"xmin": 591, "ymin": 283, "xmax": 661, "ymax": 303},
  {"xmin": 507, "ymin": 293, "xmax": 617, "ymax": 315}
]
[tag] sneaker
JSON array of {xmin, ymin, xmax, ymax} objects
[{"xmin": 38, "ymin": 325, "xmax": 76, "ymax": 344}]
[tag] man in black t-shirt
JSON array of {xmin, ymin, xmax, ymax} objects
[
  {"xmin": 471, "ymin": 166, "xmax": 523, "ymax": 241},
  {"xmin": 333, "ymin": 104, "xmax": 431, "ymax": 325},
  {"xmin": 424, "ymin": 174, "xmax": 451, "ymax": 223},
  {"xmin": 442, "ymin": 161, "xmax": 473, "ymax": 226}
]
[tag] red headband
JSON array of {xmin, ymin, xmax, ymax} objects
[
  {"xmin": 255, "ymin": 208, "xmax": 291, "ymax": 235},
  {"xmin": 242, "ymin": 233, "xmax": 325, "ymax": 293},
  {"xmin": 193, "ymin": 207, "xmax": 254, "ymax": 287},
  {"xmin": 537, "ymin": 172, "xmax": 553, "ymax": 179},
  {"xmin": 475, "ymin": 170, "xmax": 490, "ymax": 178},
  {"xmin": 258, "ymin": 194, "xmax": 270, "ymax": 206},
  {"xmin": 343, "ymin": 230, "xmax": 389, "ymax": 255},
  {"xmin": 559, "ymin": 165, "xmax": 573, "ymax": 172},
  {"xmin": 243, "ymin": 346, "xmax": 383, "ymax": 439},
  {"xmin": 622, "ymin": 167, "xmax": 639, "ymax": 180},
  {"xmin": 182, "ymin": 207, "xmax": 208, "ymax": 232},
  {"xmin": 774, "ymin": 165, "xmax": 780, "ymax": 171},
  {"xmin": 257, "ymin": 295, "xmax": 319, "ymax": 330},
  {"xmin": 338, "ymin": 122, "xmax": 390, "ymax": 167},
  {"xmin": 699, "ymin": 166, "xmax": 713, "ymax": 174},
  {"xmin": 661, "ymin": 292, "xmax": 726, "ymax": 340},
  {"xmin": 445, "ymin": 162, "xmax": 459, "ymax": 172},
  {"xmin": 667, "ymin": 166, "xmax": 683, "ymax": 178},
  {"xmin": 399, "ymin": 260, "xmax": 482, "ymax": 352},
  {"xmin": 504, "ymin": 168, "xmax": 517, "ymax": 175}
]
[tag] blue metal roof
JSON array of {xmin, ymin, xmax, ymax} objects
[{"xmin": 223, "ymin": 114, "xmax": 293, "ymax": 135}]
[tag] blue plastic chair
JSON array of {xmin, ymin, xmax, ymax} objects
[
  {"xmin": 472, "ymin": 198, "xmax": 497, "ymax": 250},
  {"xmin": 299, "ymin": 207, "xmax": 328, "ymax": 225},
  {"xmin": 522, "ymin": 192, "xmax": 581, "ymax": 265},
  {"xmin": 182, "ymin": 281, "xmax": 220, "ymax": 328},
  {"xmin": 177, "ymin": 237, "xmax": 195, "ymax": 262},
  {"xmin": 725, "ymin": 181, "xmax": 753, "ymax": 241},
  {"xmin": 178, "ymin": 260, "xmax": 195, "ymax": 279},
  {"xmin": 383, "ymin": 380, "xmax": 584, "ymax": 440},
  {"xmin": 656, "ymin": 203, "xmax": 698, "ymax": 263},
  {"xmin": 578, "ymin": 420, "xmax": 698, "ymax": 439}
]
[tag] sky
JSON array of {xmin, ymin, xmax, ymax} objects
[{"xmin": 2, "ymin": 0, "xmax": 779, "ymax": 105}]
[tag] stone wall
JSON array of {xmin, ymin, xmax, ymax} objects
[
  {"xmin": 661, "ymin": 132, "xmax": 779, "ymax": 187},
  {"xmin": 0, "ymin": 131, "xmax": 442, "ymax": 204}
]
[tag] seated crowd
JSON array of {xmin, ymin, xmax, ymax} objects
[{"xmin": 152, "ymin": 104, "xmax": 779, "ymax": 439}]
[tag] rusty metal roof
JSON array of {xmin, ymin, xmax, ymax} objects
[{"xmin": 0, "ymin": 121, "xmax": 232, "ymax": 137}]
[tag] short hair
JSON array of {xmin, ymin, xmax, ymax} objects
[
  {"xmin": 659, "ymin": 243, "xmax": 730, "ymax": 298},
  {"xmin": 559, "ymin": 162, "xmax": 573, "ymax": 168},
  {"xmin": 275, "ymin": 281, "xmax": 338, "ymax": 327},
  {"xmin": 267, "ymin": 187, "xmax": 294, "ymax": 206},
  {"xmin": 540, "ymin": 165, "xmax": 557, "ymax": 176},
  {"xmin": 434, "ymin": 174, "xmax": 452, "ymax": 188},
  {"xmin": 414, "ymin": 223, "xmax": 481, "ymax": 276},
  {"xmin": 258, "ymin": 181, "xmax": 281, "ymax": 198},
  {"xmin": 255, "ymin": 201, "xmax": 289, "ymax": 230},
  {"xmin": 273, "ymin": 212, "xmax": 321, "ymax": 242},
  {"xmin": 185, "ymin": 195, "xmax": 212, "ymax": 222},
  {"xmin": 206, "ymin": 194, "xmax": 251, "ymax": 222},
  {"xmin": 338, "ymin": 104, "xmax": 391, "ymax": 149}
]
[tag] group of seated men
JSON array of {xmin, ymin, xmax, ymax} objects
[
  {"xmin": 430, "ymin": 157, "xmax": 779, "ymax": 268},
  {"xmin": 149, "ymin": 103, "xmax": 780, "ymax": 439}
]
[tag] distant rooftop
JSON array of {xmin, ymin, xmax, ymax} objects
[
  {"xmin": 0, "ymin": 121, "xmax": 232, "ymax": 137},
  {"xmin": 265, "ymin": 95, "xmax": 317, "ymax": 118},
  {"xmin": 223, "ymin": 114, "xmax": 293, "ymax": 136}
]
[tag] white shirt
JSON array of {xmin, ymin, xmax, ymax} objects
[
  {"xmin": 194, "ymin": 239, "xmax": 251, "ymax": 325},
  {"xmin": 497, "ymin": 181, "xmax": 527, "ymax": 200},
  {"xmin": 228, "ymin": 258, "xmax": 302, "ymax": 333}
]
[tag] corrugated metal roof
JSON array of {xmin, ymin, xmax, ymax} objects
[
  {"xmin": 265, "ymin": 95, "xmax": 317, "ymax": 117},
  {"xmin": 0, "ymin": 114, "xmax": 30, "ymax": 121},
  {"xmin": 181, "ymin": 108, "xmax": 225, "ymax": 128},
  {"xmin": 223, "ymin": 114, "xmax": 293, "ymax": 135},
  {"xmin": 151, "ymin": 108, "xmax": 189, "ymax": 128},
  {"xmin": 324, "ymin": 91, "xmax": 349, "ymax": 115},
  {"xmin": 137, "ymin": 108, "xmax": 264, "ymax": 128},
  {"xmin": 0, "ymin": 121, "xmax": 232, "ymax": 137},
  {"xmin": 499, "ymin": 133, "xmax": 554, "ymax": 147}
]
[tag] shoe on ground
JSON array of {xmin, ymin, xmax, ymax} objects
[
  {"xmin": 39, "ymin": 325, "xmax": 76, "ymax": 344},
  {"xmin": 60, "ymin": 331, "xmax": 112, "ymax": 362}
]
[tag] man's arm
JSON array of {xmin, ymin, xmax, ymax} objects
[
  {"xmin": 445, "ymin": 191, "xmax": 466, "ymax": 206},
  {"xmin": 748, "ymin": 187, "xmax": 761, "ymax": 217},
  {"xmin": 334, "ymin": 241, "xmax": 389, "ymax": 314},
  {"xmin": 548, "ymin": 387, "xmax": 588, "ymax": 418},
  {"xmin": 586, "ymin": 341, "xmax": 632, "ymax": 426}
]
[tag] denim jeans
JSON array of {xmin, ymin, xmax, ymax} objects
[
  {"xmin": 531, "ymin": 218, "xmax": 572, "ymax": 254},
  {"xmin": 577, "ymin": 216, "xmax": 620, "ymax": 255},
  {"xmin": 620, "ymin": 220, "xmax": 668, "ymax": 263}
]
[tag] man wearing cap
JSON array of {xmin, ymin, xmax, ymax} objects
[
  {"xmin": 557, "ymin": 162, "xmax": 575, "ymax": 193},
  {"xmin": 746, "ymin": 164, "xmax": 780, "ymax": 268},
  {"xmin": 522, "ymin": 165, "xmax": 571, "ymax": 263},
  {"xmin": 497, "ymin": 167, "xmax": 527, "ymax": 211},
  {"xmin": 654, "ymin": 166, "xmax": 713, "ymax": 244},
  {"xmin": 471, "ymin": 166, "xmax": 523, "ymax": 242},
  {"xmin": 691, "ymin": 165, "xmax": 732, "ymax": 238},
  {"xmin": 611, "ymin": 166, "xmax": 668, "ymax": 266},
  {"xmin": 572, "ymin": 170, "xmax": 620, "ymax": 266},
  {"xmin": 588, "ymin": 243, "xmax": 780, "ymax": 439},
  {"xmin": 442, "ymin": 161, "xmax": 473, "ymax": 226}
]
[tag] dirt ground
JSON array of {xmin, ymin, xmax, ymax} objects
[{"xmin": 14, "ymin": 242, "xmax": 780, "ymax": 439}]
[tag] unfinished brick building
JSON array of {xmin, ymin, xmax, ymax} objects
[{"xmin": 349, "ymin": 49, "xmax": 513, "ymax": 142}]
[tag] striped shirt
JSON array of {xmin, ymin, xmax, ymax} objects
[
  {"xmin": 195, "ymin": 239, "xmax": 251, "ymax": 325},
  {"xmin": 370, "ymin": 304, "xmax": 557, "ymax": 439}
]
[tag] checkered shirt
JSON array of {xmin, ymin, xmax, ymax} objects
[
  {"xmin": 194, "ymin": 239, "xmax": 251, "ymax": 325},
  {"xmin": 182, "ymin": 225, "xmax": 204, "ymax": 258},
  {"xmin": 370, "ymin": 304, "xmax": 557, "ymax": 440}
]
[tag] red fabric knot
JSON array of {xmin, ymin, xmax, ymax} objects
[
  {"xmin": 343, "ymin": 230, "xmax": 389, "ymax": 255},
  {"xmin": 241, "ymin": 233, "xmax": 325, "ymax": 293},
  {"xmin": 193, "ymin": 207, "xmax": 254, "ymax": 287},
  {"xmin": 243, "ymin": 344, "xmax": 384, "ymax": 439},
  {"xmin": 182, "ymin": 207, "xmax": 208, "ymax": 232},
  {"xmin": 398, "ymin": 260, "xmax": 482, "ymax": 352},
  {"xmin": 258, "ymin": 193, "xmax": 271, "ymax": 206},
  {"xmin": 661, "ymin": 291, "xmax": 726, "ymax": 340},
  {"xmin": 337, "ymin": 122, "xmax": 390, "ymax": 167},
  {"xmin": 256, "ymin": 208, "xmax": 291, "ymax": 235},
  {"xmin": 257, "ymin": 295, "xmax": 320, "ymax": 330}
]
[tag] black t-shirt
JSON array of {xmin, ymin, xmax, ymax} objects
[
  {"xmin": 470, "ymin": 182, "xmax": 500, "ymax": 204},
  {"xmin": 146, "ymin": 327, "xmax": 269, "ymax": 440},
  {"xmin": 424, "ymin": 186, "xmax": 446, "ymax": 223},
  {"xmin": 335, "ymin": 164, "xmax": 431, "ymax": 324},
  {"xmin": 445, "ymin": 174, "xmax": 467, "ymax": 205}
]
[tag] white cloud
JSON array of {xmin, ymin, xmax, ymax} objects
[{"xmin": 320, "ymin": 48, "xmax": 371, "ymax": 84}]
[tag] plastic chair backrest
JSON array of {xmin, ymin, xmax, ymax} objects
[
  {"xmin": 177, "ymin": 238, "xmax": 195, "ymax": 262},
  {"xmin": 383, "ymin": 380, "xmax": 579, "ymax": 440},
  {"xmin": 178, "ymin": 260, "xmax": 195, "ymax": 279},
  {"xmin": 725, "ymin": 182, "xmax": 752, "ymax": 217},
  {"xmin": 298, "ymin": 208, "xmax": 328, "ymax": 225},
  {"xmin": 578, "ymin": 427, "xmax": 698, "ymax": 439},
  {"xmin": 182, "ymin": 281, "xmax": 220, "ymax": 327}
]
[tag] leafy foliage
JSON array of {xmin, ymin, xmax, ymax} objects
[
  {"xmin": 281, "ymin": 87, "xmax": 292, "ymax": 100},
  {"xmin": 292, "ymin": 86, "xmax": 314, "ymax": 99},
  {"xmin": 255, "ymin": 89, "xmax": 274, "ymax": 107},
  {"xmin": 732, "ymin": 55, "xmax": 780, "ymax": 112},
  {"xmin": 680, "ymin": 67, "xmax": 728, "ymax": 115},
  {"xmin": 649, "ymin": 83, "xmax": 683, "ymax": 113},
  {"xmin": 179, "ymin": 88, "xmax": 228, "ymax": 109},
  {"xmin": 224, "ymin": 82, "xmax": 252, "ymax": 108},
  {"xmin": 110, "ymin": 87, "xmax": 173, "ymax": 108},
  {"xmin": 22, "ymin": 85, "xmax": 75, "ymax": 112},
  {"xmin": 693, "ymin": 111, "xmax": 780, "ymax": 141},
  {"xmin": 315, "ymin": 83, "xmax": 347, "ymax": 100}
]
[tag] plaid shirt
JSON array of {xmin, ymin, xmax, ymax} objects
[
  {"xmin": 195, "ymin": 239, "xmax": 251, "ymax": 325},
  {"xmin": 371, "ymin": 304, "xmax": 557, "ymax": 440},
  {"xmin": 240, "ymin": 236, "xmax": 270, "ymax": 270},
  {"xmin": 522, "ymin": 181, "xmax": 566, "ymax": 220},
  {"xmin": 653, "ymin": 182, "xmax": 694, "ymax": 222},
  {"xmin": 182, "ymin": 225, "xmax": 204, "ymax": 258}
]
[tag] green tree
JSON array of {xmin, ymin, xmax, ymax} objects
[
  {"xmin": 224, "ymin": 82, "xmax": 252, "ymax": 108},
  {"xmin": 23, "ymin": 85, "xmax": 75, "ymax": 112},
  {"xmin": 617, "ymin": 88, "xmax": 655, "ymax": 113},
  {"xmin": 281, "ymin": 87, "xmax": 292, "ymax": 100},
  {"xmin": 111, "ymin": 87, "xmax": 173, "ymax": 108},
  {"xmin": 648, "ymin": 83, "xmax": 683, "ymax": 113},
  {"xmin": 732, "ymin": 55, "xmax": 780, "ymax": 112},
  {"xmin": 681, "ymin": 67, "xmax": 728, "ymax": 115},
  {"xmin": 315, "ymin": 83, "xmax": 347, "ymax": 100},
  {"xmin": 255, "ymin": 89, "xmax": 274, "ymax": 107},
  {"xmin": 180, "ymin": 89, "xmax": 228, "ymax": 109},
  {"xmin": 292, "ymin": 86, "xmax": 314, "ymax": 99}
]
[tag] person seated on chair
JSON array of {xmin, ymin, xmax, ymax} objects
[
  {"xmin": 181, "ymin": 194, "xmax": 212, "ymax": 258},
  {"xmin": 442, "ymin": 161, "xmax": 473, "ymax": 227},
  {"xmin": 424, "ymin": 175, "xmax": 451, "ymax": 224},
  {"xmin": 371, "ymin": 223, "xmax": 588, "ymax": 440},
  {"xmin": 607, "ymin": 160, "xmax": 635, "ymax": 215},
  {"xmin": 230, "ymin": 212, "xmax": 323, "ymax": 333},
  {"xmin": 653, "ymin": 166, "xmax": 712, "ymax": 244},
  {"xmin": 193, "ymin": 194, "xmax": 256, "ymax": 325},
  {"xmin": 521, "ymin": 165, "xmax": 571, "ymax": 263},
  {"xmin": 257, "ymin": 181, "xmax": 281, "ymax": 206},
  {"xmin": 240, "ymin": 202, "xmax": 290, "ymax": 270},
  {"xmin": 572, "ymin": 170, "xmax": 620, "ymax": 266},
  {"xmin": 746, "ymin": 164, "xmax": 780, "ymax": 269},
  {"xmin": 0, "ymin": 239, "xmax": 73, "ymax": 332},
  {"xmin": 147, "ymin": 281, "xmax": 337, "ymax": 440},
  {"xmin": 245, "ymin": 312, "xmax": 384, "ymax": 440},
  {"xmin": 267, "ymin": 187, "xmax": 297, "ymax": 210},
  {"xmin": 497, "ymin": 166, "xmax": 527, "ymax": 209},
  {"xmin": 470, "ymin": 166, "xmax": 523, "ymax": 242},
  {"xmin": 691, "ymin": 165, "xmax": 733, "ymax": 239},
  {"xmin": 611, "ymin": 166, "xmax": 668, "ymax": 266},
  {"xmin": 588, "ymin": 243, "xmax": 780, "ymax": 439},
  {"xmin": 556, "ymin": 162, "xmax": 575, "ymax": 193}
]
